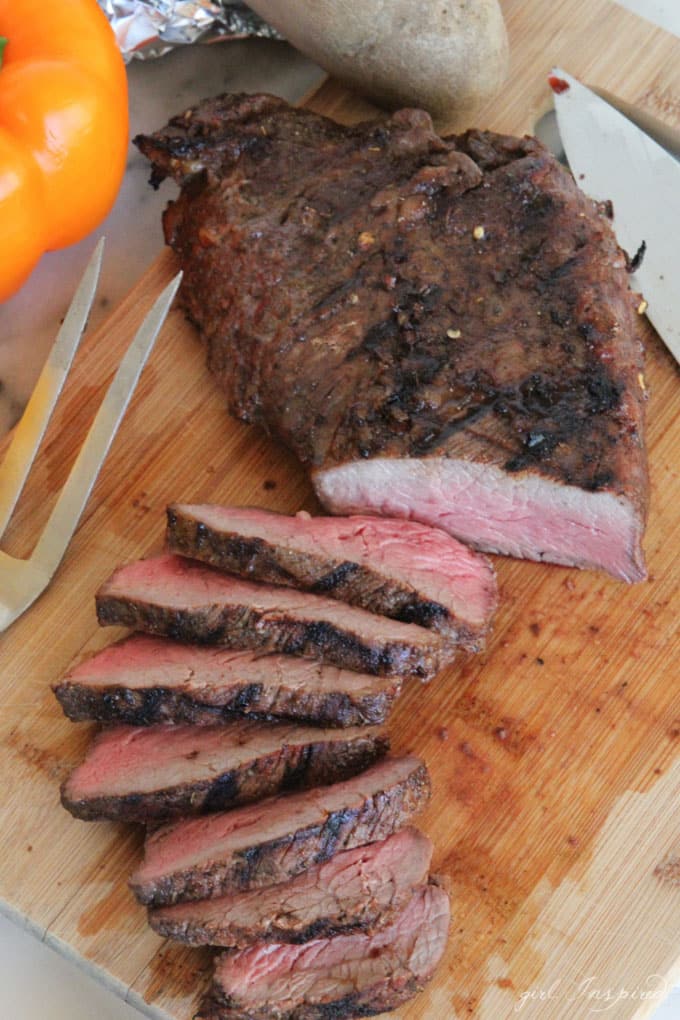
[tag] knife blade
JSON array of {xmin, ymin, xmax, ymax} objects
[{"xmin": 551, "ymin": 68, "xmax": 680, "ymax": 365}]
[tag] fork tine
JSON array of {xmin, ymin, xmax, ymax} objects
[
  {"xmin": 0, "ymin": 238, "xmax": 105, "ymax": 540},
  {"xmin": 31, "ymin": 271, "xmax": 183, "ymax": 579}
]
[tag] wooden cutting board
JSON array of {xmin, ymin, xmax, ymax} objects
[{"xmin": 1, "ymin": 1, "xmax": 678, "ymax": 1018}]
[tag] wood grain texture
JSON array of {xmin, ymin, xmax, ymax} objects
[{"xmin": 0, "ymin": 1, "xmax": 678, "ymax": 1018}]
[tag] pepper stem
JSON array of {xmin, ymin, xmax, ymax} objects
[{"xmin": 0, "ymin": 38, "xmax": 7, "ymax": 69}]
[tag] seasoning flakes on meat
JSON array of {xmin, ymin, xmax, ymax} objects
[{"xmin": 136, "ymin": 93, "xmax": 648, "ymax": 581}]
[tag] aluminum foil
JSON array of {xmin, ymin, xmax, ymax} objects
[{"xmin": 98, "ymin": 1, "xmax": 281, "ymax": 61}]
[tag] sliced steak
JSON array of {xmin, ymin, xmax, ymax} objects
[
  {"xmin": 129, "ymin": 755, "xmax": 430, "ymax": 906},
  {"xmin": 149, "ymin": 826, "xmax": 432, "ymax": 947},
  {"xmin": 61, "ymin": 721, "xmax": 389, "ymax": 823},
  {"xmin": 54, "ymin": 635, "xmax": 400, "ymax": 728},
  {"xmin": 197, "ymin": 884, "xmax": 450, "ymax": 1020},
  {"xmin": 136, "ymin": 94, "xmax": 647, "ymax": 582},
  {"xmin": 96, "ymin": 554, "xmax": 445, "ymax": 680},
  {"xmin": 166, "ymin": 503, "xmax": 496, "ymax": 650}
]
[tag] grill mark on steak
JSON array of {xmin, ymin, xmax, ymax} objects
[
  {"xmin": 96, "ymin": 554, "xmax": 445, "ymax": 680},
  {"xmin": 165, "ymin": 504, "xmax": 496, "ymax": 649},
  {"xmin": 196, "ymin": 884, "xmax": 450, "ymax": 1020},
  {"xmin": 309, "ymin": 560, "xmax": 362, "ymax": 594},
  {"xmin": 60, "ymin": 721, "xmax": 389, "ymax": 823},
  {"xmin": 136, "ymin": 93, "xmax": 648, "ymax": 581},
  {"xmin": 148, "ymin": 827, "xmax": 433, "ymax": 948},
  {"xmin": 129, "ymin": 755, "xmax": 431, "ymax": 907},
  {"xmin": 54, "ymin": 636, "xmax": 401, "ymax": 729}
]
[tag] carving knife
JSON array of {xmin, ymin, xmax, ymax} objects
[{"xmin": 551, "ymin": 68, "xmax": 680, "ymax": 364}]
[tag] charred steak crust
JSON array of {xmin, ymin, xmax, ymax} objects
[
  {"xmin": 148, "ymin": 827, "xmax": 433, "ymax": 948},
  {"xmin": 95, "ymin": 556, "xmax": 444, "ymax": 681},
  {"xmin": 136, "ymin": 93, "xmax": 645, "ymax": 490},
  {"xmin": 136, "ymin": 93, "xmax": 648, "ymax": 580},
  {"xmin": 195, "ymin": 884, "xmax": 450, "ymax": 1020},
  {"xmin": 60, "ymin": 725, "xmax": 390, "ymax": 823},
  {"xmin": 53, "ymin": 676, "xmax": 399, "ymax": 729},
  {"xmin": 149, "ymin": 887, "xmax": 421, "ymax": 949},
  {"xmin": 129, "ymin": 757, "xmax": 431, "ymax": 907},
  {"xmin": 96, "ymin": 592, "xmax": 438, "ymax": 679},
  {"xmin": 167, "ymin": 505, "xmax": 445, "ymax": 629},
  {"xmin": 165, "ymin": 504, "xmax": 495, "ymax": 649},
  {"xmin": 53, "ymin": 636, "xmax": 402, "ymax": 729},
  {"xmin": 197, "ymin": 981, "xmax": 422, "ymax": 1020}
]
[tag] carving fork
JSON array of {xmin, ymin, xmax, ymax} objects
[{"xmin": 0, "ymin": 239, "xmax": 182, "ymax": 632}]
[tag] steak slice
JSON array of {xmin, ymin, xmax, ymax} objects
[
  {"xmin": 149, "ymin": 826, "xmax": 432, "ymax": 947},
  {"xmin": 96, "ymin": 554, "xmax": 445, "ymax": 680},
  {"xmin": 129, "ymin": 755, "xmax": 430, "ymax": 906},
  {"xmin": 196, "ymin": 884, "xmax": 450, "ymax": 1020},
  {"xmin": 61, "ymin": 720, "xmax": 389, "ymax": 823},
  {"xmin": 166, "ymin": 503, "xmax": 496, "ymax": 650},
  {"xmin": 53, "ymin": 635, "xmax": 400, "ymax": 729},
  {"xmin": 136, "ymin": 93, "xmax": 647, "ymax": 582}
]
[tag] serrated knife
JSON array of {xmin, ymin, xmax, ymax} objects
[{"xmin": 551, "ymin": 68, "xmax": 680, "ymax": 364}]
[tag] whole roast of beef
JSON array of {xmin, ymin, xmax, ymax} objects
[
  {"xmin": 135, "ymin": 93, "xmax": 648, "ymax": 582},
  {"xmin": 48, "ymin": 80, "xmax": 653, "ymax": 1020}
]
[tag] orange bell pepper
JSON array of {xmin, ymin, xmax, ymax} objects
[{"xmin": 0, "ymin": 0, "xmax": 128, "ymax": 301}]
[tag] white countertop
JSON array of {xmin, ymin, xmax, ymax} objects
[{"xmin": 1, "ymin": 2, "xmax": 678, "ymax": 1018}]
